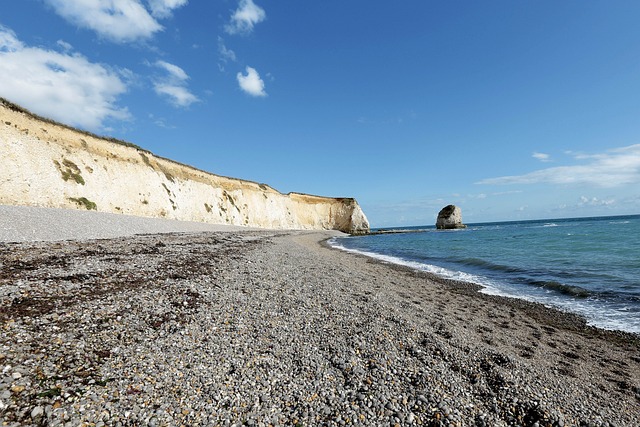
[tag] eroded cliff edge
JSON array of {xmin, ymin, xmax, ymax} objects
[{"xmin": 0, "ymin": 99, "xmax": 369, "ymax": 234}]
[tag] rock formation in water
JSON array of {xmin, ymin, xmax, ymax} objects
[
  {"xmin": 436, "ymin": 205, "xmax": 466, "ymax": 230},
  {"xmin": 0, "ymin": 98, "xmax": 369, "ymax": 234}
]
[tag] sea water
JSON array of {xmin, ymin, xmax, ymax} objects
[{"xmin": 330, "ymin": 215, "xmax": 640, "ymax": 335}]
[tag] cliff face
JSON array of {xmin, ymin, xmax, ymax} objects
[{"xmin": 0, "ymin": 99, "xmax": 369, "ymax": 234}]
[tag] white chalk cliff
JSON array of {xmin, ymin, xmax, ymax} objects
[{"xmin": 0, "ymin": 99, "xmax": 369, "ymax": 234}]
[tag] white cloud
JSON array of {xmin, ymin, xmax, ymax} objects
[
  {"xmin": 532, "ymin": 152, "xmax": 551, "ymax": 162},
  {"xmin": 0, "ymin": 26, "xmax": 129, "ymax": 130},
  {"xmin": 225, "ymin": 0, "xmax": 266, "ymax": 35},
  {"xmin": 44, "ymin": 0, "xmax": 163, "ymax": 43},
  {"xmin": 218, "ymin": 37, "xmax": 236, "ymax": 63},
  {"xmin": 149, "ymin": 113, "xmax": 175, "ymax": 129},
  {"xmin": 477, "ymin": 144, "xmax": 640, "ymax": 188},
  {"xmin": 492, "ymin": 190, "xmax": 524, "ymax": 196},
  {"xmin": 0, "ymin": 28, "xmax": 22, "ymax": 51},
  {"xmin": 56, "ymin": 40, "xmax": 73, "ymax": 51},
  {"xmin": 237, "ymin": 66, "xmax": 267, "ymax": 97},
  {"xmin": 152, "ymin": 60, "xmax": 198, "ymax": 107},
  {"xmin": 579, "ymin": 196, "xmax": 615, "ymax": 206},
  {"xmin": 155, "ymin": 60, "xmax": 188, "ymax": 80},
  {"xmin": 147, "ymin": 0, "xmax": 188, "ymax": 18},
  {"xmin": 154, "ymin": 84, "xmax": 198, "ymax": 107}
]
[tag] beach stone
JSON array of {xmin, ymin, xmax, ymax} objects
[
  {"xmin": 31, "ymin": 406, "xmax": 44, "ymax": 422},
  {"xmin": 436, "ymin": 205, "xmax": 467, "ymax": 229}
]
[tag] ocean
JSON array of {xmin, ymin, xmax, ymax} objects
[{"xmin": 329, "ymin": 215, "xmax": 640, "ymax": 335}]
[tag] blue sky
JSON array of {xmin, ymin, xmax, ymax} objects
[{"xmin": 1, "ymin": 1, "xmax": 640, "ymax": 227}]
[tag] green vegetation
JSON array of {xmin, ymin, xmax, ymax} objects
[
  {"xmin": 54, "ymin": 159, "xmax": 85, "ymax": 185},
  {"xmin": 63, "ymin": 159, "xmax": 79, "ymax": 171},
  {"xmin": 69, "ymin": 197, "xmax": 97, "ymax": 210},
  {"xmin": 62, "ymin": 170, "xmax": 85, "ymax": 185}
]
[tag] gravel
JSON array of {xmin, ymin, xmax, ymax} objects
[
  {"xmin": 0, "ymin": 205, "xmax": 249, "ymax": 243},
  {"xmin": 0, "ymin": 208, "xmax": 639, "ymax": 426}
]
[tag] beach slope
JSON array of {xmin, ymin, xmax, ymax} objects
[{"xmin": 1, "ymin": 229, "xmax": 638, "ymax": 426}]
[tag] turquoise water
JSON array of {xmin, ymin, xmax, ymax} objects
[{"xmin": 330, "ymin": 215, "xmax": 640, "ymax": 335}]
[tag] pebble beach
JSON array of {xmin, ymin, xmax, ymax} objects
[{"xmin": 1, "ymin": 207, "xmax": 639, "ymax": 426}]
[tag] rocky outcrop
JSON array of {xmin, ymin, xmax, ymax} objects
[
  {"xmin": 0, "ymin": 98, "xmax": 369, "ymax": 234},
  {"xmin": 436, "ymin": 205, "xmax": 466, "ymax": 230}
]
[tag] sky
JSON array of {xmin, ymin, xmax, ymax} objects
[{"xmin": 1, "ymin": 1, "xmax": 640, "ymax": 227}]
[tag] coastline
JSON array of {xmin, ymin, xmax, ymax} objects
[
  {"xmin": 332, "ymin": 217, "xmax": 640, "ymax": 336},
  {"xmin": 323, "ymin": 238, "xmax": 640, "ymax": 343},
  {"xmin": 1, "ymin": 229, "xmax": 638, "ymax": 425}
]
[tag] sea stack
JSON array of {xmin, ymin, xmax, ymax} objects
[{"xmin": 436, "ymin": 205, "xmax": 467, "ymax": 229}]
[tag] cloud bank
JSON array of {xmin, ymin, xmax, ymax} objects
[
  {"xmin": 0, "ymin": 26, "xmax": 129, "ymax": 130},
  {"xmin": 237, "ymin": 66, "xmax": 267, "ymax": 97},
  {"xmin": 478, "ymin": 145, "xmax": 640, "ymax": 188}
]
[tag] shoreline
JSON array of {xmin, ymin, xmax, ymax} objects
[
  {"xmin": 1, "ymin": 229, "xmax": 638, "ymax": 426},
  {"xmin": 323, "ymin": 238, "xmax": 640, "ymax": 344},
  {"xmin": 327, "ymin": 228, "xmax": 640, "ymax": 337}
]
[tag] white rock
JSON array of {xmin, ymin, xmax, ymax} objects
[
  {"xmin": 31, "ymin": 405, "xmax": 44, "ymax": 420},
  {"xmin": 436, "ymin": 205, "xmax": 466, "ymax": 229}
]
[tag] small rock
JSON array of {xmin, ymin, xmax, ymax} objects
[
  {"xmin": 31, "ymin": 406, "xmax": 45, "ymax": 421},
  {"xmin": 10, "ymin": 385, "xmax": 25, "ymax": 393}
]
